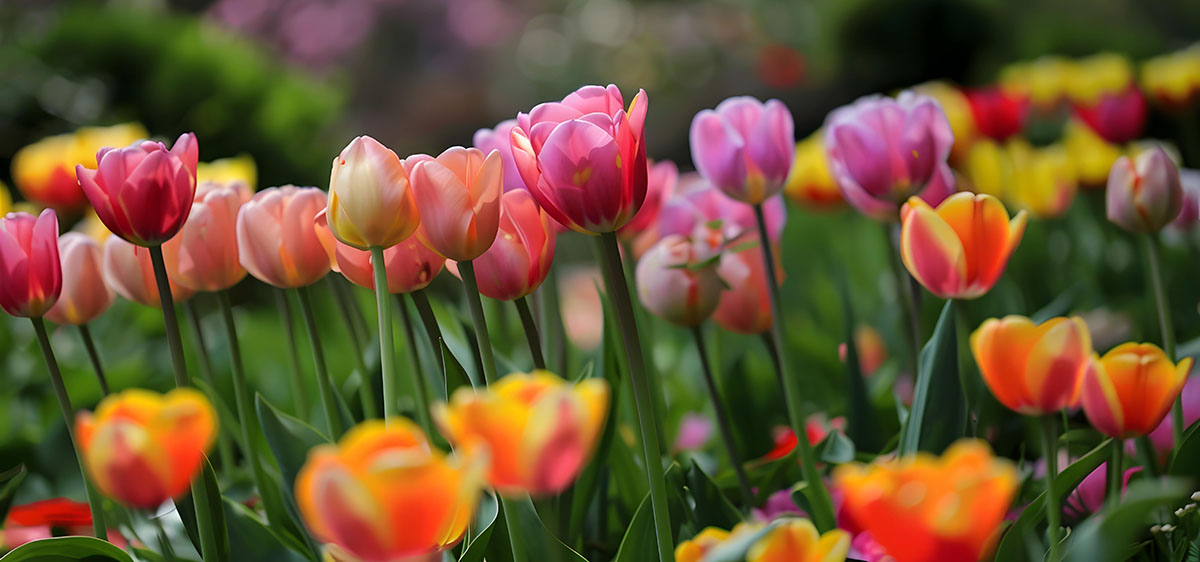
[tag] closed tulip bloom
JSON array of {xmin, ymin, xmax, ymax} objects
[
  {"xmin": 900, "ymin": 193, "xmax": 1026, "ymax": 300},
  {"xmin": 713, "ymin": 237, "xmax": 780, "ymax": 335},
  {"xmin": 103, "ymin": 236, "xmax": 194, "ymax": 307},
  {"xmin": 473, "ymin": 119, "xmax": 525, "ymax": 192},
  {"xmin": 162, "ymin": 183, "xmax": 247, "ymax": 292},
  {"xmin": 1106, "ymin": 147, "xmax": 1184, "ymax": 233},
  {"xmin": 619, "ymin": 159, "xmax": 678, "ymax": 240},
  {"xmin": 970, "ymin": 315, "xmax": 1093, "ymax": 415},
  {"xmin": 237, "ymin": 186, "xmax": 331, "ymax": 288},
  {"xmin": 434, "ymin": 371, "xmax": 609, "ymax": 496},
  {"xmin": 636, "ymin": 234, "xmax": 722, "ymax": 327},
  {"xmin": 327, "ymin": 136, "xmax": 421, "ymax": 250},
  {"xmin": 746, "ymin": 518, "xmax": 851, "ymax": 562},
  {"xmin": 467, "ymin": 189, "xmax": 556, "ymax": 301},
  {"xmin": 295, "ymin": 420, "xmax": 482, "ymax": 561},
  {"xmin": 317, "ymin": 211, "xmax": 445, "ymax": 294},
  {"xmin": 511, "ymin": 84, "xmax": 649, "ymax": 233},
  {"xmin": 824, "ymin": 92, "xmax": 956, "ymax": 221},
  {"xmin": 784, "ymin": 132, "xmax": 841, "ymax": 208},
  {"xmin": 12, "ymin": 123, "xmax": 147, "ymax": 213},
  {"xmin": 47, "ymin": 233, "xmax": 113, "ymax": 325},
  {"xmin": 1073, "ymin": 86, "xmax": 1147, "ymax": 144},
  {"xmin": 75, "ymin": 133, "xmax": 198, "ymax": 247},
  {"xmin": 407, "ymin": 147, "xmax": 502, "ymax": 261},
  {"xmin": 690, "ymin": 97, "xmax": 795, "ymax": 205},
  {"xmin": 76, "ymin": 388, "xmax": 217, "ymax": 509},
  {"xmin": 833, "ymin": 440, "xmax": 1018, "ymax": 562},
  {"xmin": 1081, "ymin": 343, "xmax": 1192, "ymax": 438},
  {"xmin": 0, "ymin": 210, "xmax": 62, "ymax": 318},
  {"xmin": 964, "ymin": 87, "xmax": 1029, "ymax": 141}
]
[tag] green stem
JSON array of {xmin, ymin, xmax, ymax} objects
[
  {"xmin": 515, "ymin": 296, "xmax": 546, "ymax": 370},
  {"xmin": 540, "ymin": 267, "xmax": 567, "ymax": 374},
  {"xmin": 328, "ymin": 276, "xmax": 369, "ymax": 345},
  {"xmin": 184, "ymin": 300, "xmax": 234, "ymax": 476},
  {"xmin": 883, "ymin": 224, "xmax": 922, "ymax": 377},
  {"xmin": 369, "ymin": 246, "xmax": 398, "ymax": 422},
  {"xmin": 690, "ymin": 325, "xmax": 755, "ymax": 508},
  {"xmin": 458, "ymin": 260, "xmax": 498, "ymax": 384},
  {"xmin": 1109, "ymin": 439, "xmax": 1123, "ymax": 506},
  {"xmin": 500, "ymin": 496, "xmax": 530, "ymax": 562},
  {"xmin": 1137, "ymin": 435, "xmax": 1161, "ymax": 478},
  {"xmin": 328, "ymin": 279, "xmax": 375, "ymax": 419},
  {"xmin": 296, "ymin": 286, "xmax": 344, "ymax": 437},
  {"xmin": 411, "ymin": 289, "xmax": 447, "ymax": 380},
  {"xmin": 215, "ymin": 291, "xmax": 274, "ymax": 513},
  {"xmin": 751, "ymin": 204, "xmax": 836, "ymax": 532},
  {"xmin": 1143, "ymin": 235, "xmax": 1181, "ymax": 445},
  {"xmin": 31, "ymin": 317, "xmax": 106, "ymax": 540},
  {"xmin": 1042, "ymin": 415, "xmax": 1062, "ymax": 561},
  {"xmin": 78, "ymin": 324, "xmax": 109, "ymax": 395},
  {"xmin": 150, "ymin": 512, "xmax": 179, "ymax": 562},
  {"xmin": 395, "ymin": 294, "xmax": 433, "ymax": 434},
  {"xmin": 596, "ymin": 231, "xmax": 673, "ymax": 562},
  {"xmin": 275, "ymin": 290, "xmax": 310, "ymax": 416}
]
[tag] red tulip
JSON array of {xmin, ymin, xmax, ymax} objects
[
  {"xmin": 0, "ymin": 210, "xmax": 62, "ymax": 318},
  {"xmin": 1073, "ymin": 86, "xmax": 1147, "ymax": 144},
  {"xmin": 964, "ymin": 87, "xmax": 1029, "ymax": 141}
]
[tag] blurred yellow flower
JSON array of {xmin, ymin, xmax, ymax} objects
[
  {"xmin": 1141, "ymin": 45, "xmax": 1200, "ymax": 109},
  {"xmin": 965, "ymin": 139, "xmax": 1077, "ymax": 218},
  {"xmin": 12, "ymin": 123, "xmax": 147, "ymax": 213},
  {"xmin": 0, "ymin": 180, "xmax": 12, "ymax": 217},
  {"xmin": 196, "ymin": 154, "xmax": 258, "ymax": 191},
  {"xmin": 1067, "ymin": 53, "xmax": 1135, "ymax": 103},
  {"xmin": 1063, "ymin": 119, "xmax": 1124, "ymax": 188},
  {"xmin": 999, "ymin": 56, "xmax": 1076, "ymax": 109},
  {"xmin": 783, "ymin": 132, "xmax": 841, "ymax": 208}
]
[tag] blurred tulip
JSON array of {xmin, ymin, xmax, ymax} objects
[
  {"xmin": 0, "ymin": 210, "xmax": 62, "ymax": 318},
  {"xmin": 434, "ymin": 370, "xmax": 608, "ymax": 496},
  {"xmin": 963, "ymin": 140, "xmax": 1012, "ymax": 199},
  {"xmin": 12, "ymin": 123, "xmax": 147, "ymax": 213},
  {"xmin": 765, "ymin": 415, "xmax": 846, "ymax": 461},
  {"xmin": 317, "ymin": 212, "xmax": 445, "ymax": 294},
  {"xmin": 970, "ymin": 315, "xmax": 1093, "ymax": 415},
  {"xmin": 1063, "ymin": 463, "xmax": 1141, "ymax": 523},
  {"xmin": 1106, "ymin": 146, "xmax": 1183, "ymax": 233},
  {"xmin": 783, "ymin": 132, "xmax": 841, "ymax": 208},
  {"xmin": 746, "ymin": 518, "xmax": 850, "ymax": 562},
  {"xmin": 406, "ymin": 147, "xmax": 502, "ymax": 261},
  {"xmin": 1141, "ymin": 46, "xmax": 1200, "ymax": 109},
  {"xmin": 196, "ymin": 154, "xmax": 257, "ymax": 189},
  {"xmin": 999, "ymin": 56, "xmax": 1076, "ymax": 109},
  {"xmin": 657, "ymin": 175, "xmax": 787, "ymax": 245},
  {"xmin": 327, "ymin": 136, "xmax": 421, "ymax": 250},
  {"xmin": 162, "ymin": 182, "xmax": 247, "ymax": 292},
  {"xmin": 511, "ymin": 84, "xmax": 649, "ymax": 233},
  {"xmin": 103, "ymin": 236, "xmax": 194, "ymax": 307},
  {"xmin": 76, "ymin": 388, "xmax": 217, "ymax": 509},
  {"xmin": 1067, "ymin": 53, "xmax": 1135, "ymax": 104},
  {"xmin": 675, "ymin": 526, "xmax": 736, "ymax": 562},
  {"xmin": 473, "ymin": 119, "xmax": 525, "ymax": 192},
  {"xmin": 560, "ymin": 267, "xmax": 604, "ymax": 352},
  {"xmin": 1073, "ymin": 86, "xmax": 1147, "ymax": 144},
  {"xmin": 672, "ymin": 413, "xmax": 713, "ymax": 453},
  {"xmin": 752, "ymin": 489, "xmax": 804, "ymax": 522},
  {"xmin": 713, "ymin": 236, "xmax": 780, "ymax": 335},
  {"xmin": 1063, "ymin": 119, "xmax": 1124, "ymax": 188},
  {"xmin": 462, "ymin": 189, "xmax": 555, "ymax": 301},
  {"xmin": 75, "ymin": 133, "xmax": 198, "ymax": 247},
  {"xmin": 899, "ymin": 193, "xmax": 1025, "ymax": 300},
  {"xmin": 838, "ymin": 325, "xmax": 888, "ymax": 376},
  {"xmin": 0, "ymin": 180, "xmax": 13, "ymax": 217},
  {"xmin": 636, "ymin": 234, "xmax": 723, "ymax": 327},
  {"xmin": 296, "ymin": 420, "xmax": 482, "ymax": 560},
  {"xmin": 824, "ymin": 92, "xmax": 956, "ymax": 221},
  {"xmin": 620, "ymin": 160, "xmax": 679, "ymax": 240},
  {"xmin": 912, "ymin": 81, "xmax": 976, "ymax": 162},
  {"xmin": 968, "ymin": 140, "xmax": 1078, "ymax": 219},
  {"xmin": 1082, "ymin": 342, "xmax": 1192, "ymax": 438},
  {"xmin": 196, "ymin": 178, "xmax": 252, "ymax": 203},
  {"xmin": 833, "ymin": 439, "xmax": 1017, "ymax": 562},
  {"xmin": 1146, "ymin": 375, "xmax": 1200, "ymax": 454},
  {"xmin": 237, "ymin": 186, "xmax": 331, "ymax": 288},
  {"xmin": 690, "ymin": 97, "xmax": 795, "ymax": 205},
  {"xmin": 46, "ymin": 233, "xmax": 113, "ymax": 326},
  {"xmin": 1173, "ymin": 169, "xmax": 1200, "ymax": 229},
  {"xmin": 76, "ymin": 211, "xmax": 113, "ymax": 244},
  {"xmin": 1, "ymin": 498, "xmax": 125, "ymax": 551},
  {"xmin": 964, "ymin": 87, "xmax": 1028, "ymax": 141}
]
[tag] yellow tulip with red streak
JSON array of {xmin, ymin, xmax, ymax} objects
[
  {"xmin": 970, "ymin": 315, "xmax": 1093, "ymax": 415},
  {"xmin": 1082, "ymin": 343, "xmax": 1193, "ymax": 438}
]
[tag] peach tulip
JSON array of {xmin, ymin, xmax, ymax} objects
[
  {"xmin": 103, "ymin": 236, "xmax": 194, "ymax": 307},
  {"xmin": 327, "ymin": 136, "xmax": 421, "ymax": 250},
  {"xmin": 47, "ymin": 233, "xmax": 114, "ymax": 325},
  {"xmin": 162, "ymin": 182, "xmax": 247, "ymax": 292},
  {"xmin": 406, "ymin": 147, "xmax": 502, "ymax": 261},
  {"xmin": 317, "ymin": 210, "xmax": 445, "ymax": 294},
  {"xmin": 1082, "ymin": 342, "xmax": 1192, "ymax": 438},
  {"xmin": 12, "ymin": 123, "xmax": 147, "ymax": 214},
  {"xmin": 1106, "ymin": 146, "xmax": 1183, "ymax": 234},
  {"xmin": 465, "ymin": 188, "xmax": 555, "ymax": 301},
  {"xmin": 636, "ymin": 234, "xmax": 722, "ymax": 327},
  {"xmin": 713, "ymin": 236, "xmax": 780, "ymax": 335},
  {"xmin": 970, "ymin": 315, "xmax": 1093, "ymax": 415},
  {"xmin": 690, "ymin": 97, "xmax": 795, "ymax": 205},
  {"xmin": 0, "ymin": 210, "xmax": 62, "ymax": 318},
  {"xmin": 237, "ymin": 186, "xmax": 332, "ymax": 288}
]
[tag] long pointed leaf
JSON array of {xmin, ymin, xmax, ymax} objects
[{"xmin": 898, "ymin": 300, "xmax": 964, "ymax": 455}]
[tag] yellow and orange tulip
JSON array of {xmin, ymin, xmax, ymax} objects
[
  {"xmin": 970, "ymin": 315, "xmax": 1093, "ymax": 415},
  {"xmin": 1141, "ymin": 46, "xmax": 1200, "ymax": 109},
  {"xmin": 746, "ymin": 518, "xmax": 850, "ymax": 562},
  {"xmin": 1082, "ymin": 342, "xmax": 1193, "ymax": 438},
  {"xmin": 675, "ymin": 526, "xmax": 735, "ymax": 562},
  {"xmin": 327, "ymin": 136, "xmax": 421, "ymax": 250},
  {"xmin": 782, "ymin": 133, "xmax": 841, "ymax": 208}
]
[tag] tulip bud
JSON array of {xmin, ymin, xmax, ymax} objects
[
  {"xmin": 1082, "ymin": 342, "xmax": 1192, "ymax": 438},
  {"xmin": 462, "ymin": 189, "xmax": 556, "ymax": 301},
  {"xmin": 970, "ymin": 315, "xmax": 1093, "ymax": 415},
  {"xmin": 47, "ymin": 233, "xmax": 113, "ymax": 325},
  {"xmin": 0, "ymin": 210, "xmax": 62, "ymax": 318},
  {"xmin": 162, "ymin": 182, "xmax": 248, "ymax": 292},
  {"xmin": 237, "ymin": 186, "xmax": 331, "ymax": 288},
  {"xmin": 1107, "ymin": 147, "xmax": 1184, "ymax": 233},
  {"xmin": 407, "ymin": 147, "xmax": 503, "ymax": 261},
  {"xmin": 103, "ymin": 236, "xmax": 194, "ymax": 308},
  {"xmin": 635, "ymin": 234, "xmax": 722, "ymax": 327},
  {"xmin": 690, "ymin": 97, "xmax": 795, "ymax": 205},
  {"xmin": 327, "ymin": 136, "xmax": 421, "ymax": 250}
]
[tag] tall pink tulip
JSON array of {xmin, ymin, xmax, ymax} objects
[
  {"xmin": 75, "ymin": 133, "xmax": 198, "ymax": 246},
  {"xmin": 103, "ymin": 236, "xmax": 194, "ymax": 308},
  {"xmin": 473, "ymin": 119, "xmax": 525, "ymax": 192},
  {"xmin": 237, "ymin": 186, "xmax": 331, "ymax": 288},
  {"xmin": 510, "ymin": 84, "xmax": 649, "ymax": 233},
  {"xmin": 407, "ymin": 147, "xmax": 503, "ymax": 261},
  {"xmin": 0, "ymin": 210, "xmax": 62, "ymax": 318},
  {"xmin": 619, "ymin": 160, "xmax": 678, "ymax": 241},
  {"xmin": 824, "ymin": 92, "xmax": 956, "ymax": 220},
  {"xmin": 162, "ymin": 182, "xmax": 247, "ymax": 292},
  {"xmin": 636, "ymin": 234, "xmax": 722, "ymax": 327},
  {"xmin": 690, "ymin": 97, "xmax": 795, "ymax": 205},
  {"xmin": 47, "ymin": 233, "xmax": 114, "ymax": 325},
  {"xmin": 316, "ymin": 213, "xmax": 444, "ymax": 294},
  {"xmin": 466, "ymin": 189, "xmax": 556, "ymax": 301}
]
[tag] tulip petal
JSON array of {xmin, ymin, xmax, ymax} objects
[
  {"xmin": 690, "ymin": 110, "xmax": 747, "ymax": 194},
  {"xmin": 1023, "ymin": 317, "xmax": 1091, "ymax": 413},
  {"xmin": 970, "ymin": 316, "xmax": 1041, "ymax": 413},
  {"xmin": 900, "ymin": 197, "xmax": 967, "ymax": 298}
]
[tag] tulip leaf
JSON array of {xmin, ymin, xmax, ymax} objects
[
  {"xmin": 223, "ymin": 496, "xmax": 310, "ymax": 562},
  {"xmin": 815, "ymin": 430, "xmax": 856, "ymax": 464},
  {"xmin": 898, "ymin": 300, "xmax": 964, "ymax": 455},
  {"xmin": 1168, "ymin": 419, "xmax": 1200, "ymax": 476},
  {"xmin": 1064, "ymin": 478, "xmax": 1189, "ymax": 562},
  {"xmin": 0, "ymin": 536, "xmax": 134, "ymax": 561},
  {"xmin": 838, "ymin": 271, "xmax": 879, "ymax": 451},
  {"xmin": 442, "ymin": 339, "xmax": 474, "ymax": 395},
  {"xmin": 613, "ymin": 464, "xmax": 688, "ymax": 562},
  {"xmin": 682, "ymin": 457, "xmax": 742, "ymax": 529},
  {"xmin": 174, "ymin": 457, "xmax": 231, "ymax": 562},
  {"xmin": 484, "ymin": 496, "xmax": 587, "ymax": 562},
  {"xmin": 256, "ymin": 393, "xmax": 329, "ymax": 560},
  {"xmin": 457, "ymin": 491, "xmax": 500, "ymax": 562},
  {"xmin": 0, "ymin": 464, "xmax": 27, "ymax": 523}
]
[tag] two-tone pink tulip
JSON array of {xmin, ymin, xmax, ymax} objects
[
  {"xmin": 162, "ymin": 182, "xmax": 247, "ymax": 292},
  {"xmin": 690, "ymin": 97, "xmax": 795, "ymax": 205},
  {"xmin": 0, "ymin": 210, "xmax": 62, "ymax": 318},
  {"xmin": 1106, "ymin": 147, "xmax": 1184, "ymax": 234},
  {"xmin": 326, "ymin": 136, "xmax": 421, "ymax": 250},
  {"xmin": 466, "ymin": 189, "xmax": 556, "ymax": 301},
  {"xmin": 103, "ymin": 236, "xmax": 194, "ymax": 308},
  {"xmin": 237, "ymin": 186, "xmax": 332, "ymax": 288},
  {"xmin": 636, "ymin": 234, "xmax": 723, "ymax": 327},
  {"xmin": 47, "ymin": 233, "xmax": 114, "ymax": 326},
  {"xmin": 407, "ymin": 147, "xmax": 503, "ymax": 261}
]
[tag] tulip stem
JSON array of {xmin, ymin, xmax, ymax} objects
[
  {"xmin": 1041, "ymin": 415, "xmax": 1063, "ymax": 561},
  {"xmin": 411, "ymin": 289, "xmax": 447, "ymax": 380},
  {"xmin": 459, "ymin": 260, "xmax": 499, "ymax": 384},
  {"xmin": 500, "ymin": 496, "xmax": 531, "ymax": 562},
  {"xmin": 395, "ymin": 294, "xmax": 434, "ymax": 434},
  {"xmin": 296, "ymin": 286, "xmax": 344, "ymax": 437},
  {"xmin": 596, "ymin": 231, "xmax": 673, "ymax": 562},
  {"xmin": 515, "ymin": 296, "xmax": 546, "ymax": 370},
  {"xmin": 883, "ymin": 224, "xmax": 922, "ymax": 377},
  {"xmin": 184, "ymin": 300, "xmax": 234, "ymax": 476},
  {"xmin": 1143, "ymin": 235, "xmax": 1182, "ymax": 445},
  {"xmin": 328, "ymin": 278, "xmax": 376, "ymax": 418},
  {"xmin": 369, "ymin": 246, "xmax": 399, "ymax": 422},
  {"xmin": 30, "ymin": 317, "xmax": 107, "ymax": 541},
  {"xmin": 1109, "ymin": 439, "xmax": 1123, "ymax": 506},
  {"xmin": 275, "ymin": 290, "xmax": 310, "ymax": 416},
  {"xmin": 77, "ymin": 324, "xmax": 109, "ymax": 395},
  {"xmin": 690, "ymin": 325, "xmax": 755, "ymax": 508},
  {"xmin": 1137, "ymin": 435, "xmax": 1161, "ymax": 478},
  {"xmin": 751, "ymin": 204, "xmax": 837, "ymax": 532}
]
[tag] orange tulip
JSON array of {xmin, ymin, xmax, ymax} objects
[
  {"xmin": 900, "ymin": 192, "xmax": 1026, "ymax": 300},
  {"xmin": 162, "ymin": 181, "xmax": 248, "ymax": 292},
  {"xmin": 433, "ymin": 371, "xmax": 609, "ymax": 496},
  {"xmin": 47, "ymin": 233, "xmax": 114, "ymax": 326},
  {"xmin": 970, "ymin": 315, "xmax": 1093, "ymax": 415},
  {"xmin": 103, "ymin": 236, "xmax": 194, "ymax": 307},
  {"xmin": 833, "ymin": 439, "xmax": 1018, "ymax": 562},
  {"xmin": 295, "ymin": 419, "xmax": 482, "ymax": 561},
  {"xmin": 675, "ymin": 527, "xmax": 735, "ymax": 562},
  {"xmin": 407, "ymin": 147, "xmax": 503, "ymax": 261},
  {"xmin": 746, "ymin": 518, "xmax": 850, "ymax": 562},
  {"xmin": 1082, "ymin": 343, "xmax": 1193, "ymax": 438},
  {"xmin": 76, "ymin": 388, "xmax": 217, "ymax": 509}
]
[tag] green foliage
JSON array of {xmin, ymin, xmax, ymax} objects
[
  {"xmin": 899, "ymin": 300, "xmax": 965, "ymax": 455},
  {"xmin": 0, "ymin": 536, "xmax": 134, "ymax": 562}
]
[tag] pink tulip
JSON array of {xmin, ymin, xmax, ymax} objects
[
  {"xmin": 162, "ymin": 182, "xmax": 247, "ymax": 292},
  {"xmin": 459, "ymin": 189, "xmax": 555, "ymax": 301},
  {"xmin": 237, "ymin": 186, "xmax": 331, "ymax": 288},
  {"xmin": 326, "ymin": 136, "xmax": 421, "ymax": 250},
  {"xmin": 655, "ymin": 174, "xmax": 787, "ymax": 246},
  {"xmin": 406, "ymin": 147, "xmax": 503, "ymax": 261},
  {"xmin": 473, "ymin": 119, "xmax": 526, "ymax": 192},
  {"xmin": 1171, "ymin": 169, "xmax": 1200, "ymax": 229},
  {"xmin": 103, "ymin": 236, "xmax": 194, "ymax": 308},
  {"xmin": 560, "ymin": 266, "xmax": 604, "ymax": 352},
  {"xmin": 75, "ymin": 133, "xmax": 198, "ymax": 246},
  {"xmin": 671, "ymin": 413, "xmax": 713, "ymax": 453},
  {"xmin": 824, "ymin": 92, "xmax": 956, "ymax": 221},
  {"xmin": 47, "ymin": 233, "xmax": 114, "ymax": 325},
  {"xmin": 0, "ymin": 210, "xmax": 62, "ymax": 318},
  {"xmin": 619, "ymin": 160, "xmax": 678, "ymax": 241},
  {"xmin": 712, "ymin": 236, "xmax": 781, "ymax": 335},
  {"xmin": 1073, "ymin": 86, "xmax": 1147, "ymax": 144},
  {"xmin": 316, "ymin": 212, "xmax": 445, "ymax": 294},
  {"xmin": 1106, "ymin": 147, "xmax": 1183, "ymax": 234},
  {"xmin": 635, "ymin": 234, "xmax": 723, "ymax": 327},
  {"xmin": 1063, "ymin": 463, "xmax": 1141, "ymax": 522},
  {"xmin": 690, "ymin": 97, "xmax": 795, "ymax": 205},
  {"xmin": 511, "ymin": 84, "xmax": 649, "ymax": 233}
]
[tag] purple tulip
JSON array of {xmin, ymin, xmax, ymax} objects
[
  {"xmin": 690, "ymin": 97, "xmax": 795, "ymax": 205},
  {"xmin": 473, "ymin": 119, "xmax": 525, "ymax": 193}
]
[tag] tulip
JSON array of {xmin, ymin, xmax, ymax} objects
[
  {"xmin": 196, "ymin": 154, "xmax": 257, "ymax": 189},
  {"xmin": 1, "ymin": 498, "xmax": 125, "ymax": 551},
  {"xmin": 675, "ymin": 526, "xmax": 736, "ymax": 562},
  {"xmin": 473, "ymin": 119, "xmax": 525, "ymax": 192},
  {"xmin": 620, "ymin": 160, "xmax": 678, "ymax": 240},
  {"xmin": 1172, "ymin": 169, "xmax": 1200, "ymax": 229},
  {"xmin": 0, "ymin": 180, "xmax": 12, "ymax": 217},
  {"xmin": 510, "ymin": 84, "xmax": 649, "ymax": 233},
  {"xmin": 560, "ymin": 266, "xmax": 604, "ymax": 352},
  {"xmin": 713, "ymin": 236, "xmax": 780, "ymax": 335},
  {"xmin": 746, "ymin": 518, "xmax": 851, "ymax": 562},
  {"xmin": 317, "ymin": 214, "xmax": 445, "ymax": 294},
  {"xmin": 966, "ymin": 140, "xmax": 1077, "ymax": 219},
  {"xmin": 1073, "ymin": 86, "xmax": 1147, "ymax": 144},
  {"xmin": 75, "ymin": 133, "xmax": 198, "ymax": 247},
  {"xmin": 999, "ymin": 56, "xmax": 1076, "ymax": 109},
  {"xmin": 462, "ymin": 188, "xmax": 555, "ymax": 301},
  {"xmin": 636, "ymin": 234, "xmax": 723, "ymax": 327},
  {"xmin": 405, "ymin": 147, "xmax": 502, "ymax": 261},
  {"xmin": 899, "ymin": 193, "xmax": 1026, "ymax": 300},
  {"xmin": 783, "ymin": 132, "xmax": 841, "ymax": 208},
  {"xmin": 162, "ymin": 182, "xmax": 247, "ymax": 292},
  {"xmin": 824, "ymin": 92, "xmax": 956, "ymax": 221},
  {"xmin": 46, "ymin": 233, "xmax": 114, "ymax": 326},
  {"xmin": 657, "ymin": 175, "xmax": 787, "ymax": 245},
  {"xmin": 327, "ymin": 136, "xmax": 421, "ymax": 250},
  {"xmin": 964, "ymin": 86, "xmax": 1028, "ymax": 141},
  {"xmin": 838, "ymin": 325, "xmax": 888, "ymax": 377},
  {"xmin": 833, "ymin": 439, "xmax": 1018, "ymax": 562},
  {"xmin": 1106, "ymin": 147, "xmax": 1184, "ymax": 234},
  {"xmin": 1063, "ymin": 119, "xmax": 1124, "ymax": 188},
  {"xmin": 103, "ymin": 236, "xmax": 194, "ymax": 307},
  {"xmin": 912, "ymin": 81, "xmax": 977, "ymax": 162},
  {"xmin": 1146, "ymin": 375, "xmax": 1200, "ymax": 455},
  {"xmin": 0, "ymin": 210, "xmax": 62, "ymax": 318},
  {"xmin": 296, "ymin": 420, "xmax": 482, "ymax": 560},
  {"xmin": 690, "ymin": 96, "xmax": 795, "ymax": 205},
  {"xmin": 75, "ymin": 388, "xmax": 217, "ymax": 509},
  {"xmin": 672, "ymin": 413, "xmax": 713, "ymax": 453},
  {"xmin": 970, "ymin": 315, "xmax": 1093, "ymax": 415},
  {"xmin": 1081, "ymin": 342, "xmax": 1192, "ymax": 438},
  {"xmin": 1141, "ymin": 47, "xmax": 1200, "ymax": 110},
  {"xmin": 1063, "ymin": 463, "xmax": 1141, "ymax": 523},
  {"xmin": 752, "ymin": 489, "xmax": 803, "ymax": 523},
  {"xmin": 1066, "ymin": 53, "xmax": 1135, "ymax": 104},
  {"xmin": 237, "ymin": 186, "xmax": 332, "ymax": 288},
  {"xmin": 433, "ymin": 370, "xmax": 609, "ymax": 496},
  {"xmin": 12, "ymin": 123, "xmax": 147, "ymax": 213},
  {"xmin": 764, "ymin": 415, "xmax": 847, "ymax": 461}
]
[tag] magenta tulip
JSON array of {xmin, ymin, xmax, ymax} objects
[
  {"xmin": 690, "ymin": 97, "xmax": 795, "ymax": 205},
  {"xmin": 1074, "ymin": 86, "xmax": 1147, "ymax": 144},
  {"xmin": 0, "ymin": 210, "xmax": 62, "ymax": 318},
  {"xmin": 656, "ymin": 174, "xmax": 787, "ymax": 245}
]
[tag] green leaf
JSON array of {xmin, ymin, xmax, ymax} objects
[
  {"xmin": 613, "ymin": 465, "xmax": 687, "ymax": 562},
  {"xmin": 1168, "ymin": 418, "xmax": 1200, "ymax": 476},
  {"xmin": 0, "ymin": 536, "xmax": 134, "ymax": 561},
  {"xmin": 1031, "ymin": 285, "xmax": 1080, "ymax": 324},
  {"xmin": 173, "ymin": 458, "xmax": 230, "ymax": 562},
  {"xmin": 838, "ymin": 274, "xmax": 879, "ymax": 451},
  {"xmin": 223, "ymin": 497, "xmax": 309, "ymax": 562},
  {"xmin": 255, "ymin": 394, "xmax": 327, "ymax": 560},
  {"xmin": 442, "ymin": 340, "xmax": 474, "ymax": 395},
  {"xmin": 483, "ymin": 496, "xmax": 587, "ymax": 562},
  {"xmin": 457, "ymin": 491, "xmax": 500, "ymax": 562},
  {"xmin": 1064, "ymin": 478, "xmax": 1190, "ymax": 562},
  {"xmin": 0, "ymin": 464, "xmax": 28, "ymax": 523},
  {"xmin": 683, "ymin": 459, "xmax": 742, "ymax": 530},
  {"xmin": 898, "ymin": 300, "xmax": 964, "ymax": 455},
  {"xmin": 193, "ymin": 378, "xmax": 245, "ymax": 452}
]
